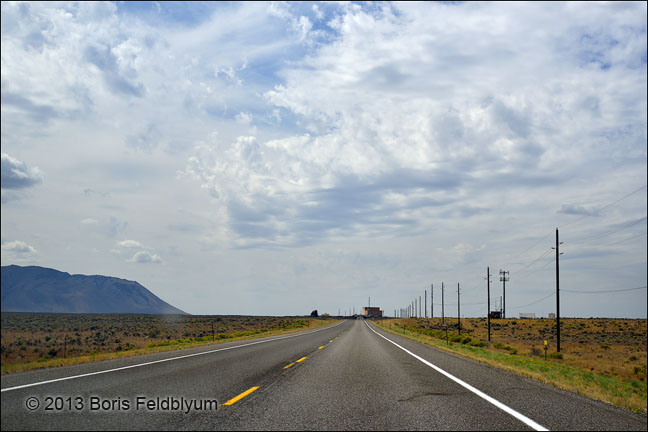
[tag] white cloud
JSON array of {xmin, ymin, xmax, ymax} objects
[
  {"xmin": 79, "ymin": 216, "xmax": 128, "ymax": 238},
  {"xmin": 312, "ymin": 5, "xmax": 323, "ymax": 21},
  {"xmin": 118, "ymin": 240, "xmax": 144, "ymax": 249},
  {"xmin": 1, "ymin": 153, "xmax": 43, "ymax": 190},
  {"xmin": 1, "ymin": 2, "xmax": 645, "ymax": 317},
  {"xmin": 129, "ymin": 250, "xmax": 163, "ymax": 264},
  {"xmin": 235, "ymin": 112, "xmax": 253, "ymax": 125},
  {"xmin": 1, "ymin": 240, "xmax": 38, "ymax": 262},
  {"xmin": 180, "ymin": 2, "xmax": 646, "ymax": 250}
]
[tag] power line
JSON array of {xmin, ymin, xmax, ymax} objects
[
  {"xmin": 515, "ymin": 255, "xmax": 555, "ymax": 282},
  {"xmin": 571, "ymin": 216, "xmax": 647, "ymax": 246},
  {"xmin": 606, "ymin": 232, "xmax": 647, "ymax": 246},
  {"xmin": 595, "ymin": 185, "xmax": 647, "ymax": 213},
  {"xmin": 515, "ymin": 248, "xmax": 553, "ymax": 274},
  {"xmin": 504, "ymin": 185, "xmax": 647, "ymax": 269},
  {"xmin": 513, "ymin": 229, "xmax": 555, "ymax": 260},
  {"xmin": 508, "ymin": 292, "xmax": 555, "ymax": 310},
  {"xmin": 562, "ymin": 286, "xmax": 647, "ymax": 294},
  {"xmin": 561, "ymin": 184, "xmax": 647, "ymax": 229}
]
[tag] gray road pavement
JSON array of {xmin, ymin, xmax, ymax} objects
[{"xmin": 2, "ymin": 319, "xmax": 646, "ymax": 430}]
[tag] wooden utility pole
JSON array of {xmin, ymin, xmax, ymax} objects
[
  {"xmin": 487, "ymin": 267, "xmax": 491, "ymax": 342},
  {"xmin": 554, "ymin": 228, "xmax": 563, "ymax": 352},
  {"xmin": 441, "ymin": 282, "xmax": 445, "ymax": 324},
  {"xmin": 499, "ymin": 269, "xmax": 509, "ymax": 319},
  {"xmin": 431, "ymin": 284, "xmax": 434, "ymax": 318},
  {"xmin": 425, "ymin": 290, "xmax": 427, "ymax": 319},
  {"xmin": 457, "ymin": 283, "xmax": 461, "ymax": 335}
]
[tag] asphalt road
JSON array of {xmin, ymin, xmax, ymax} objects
[{"xmin": 1, "ymin": 319, "xmax": 646, "ymax": 431}]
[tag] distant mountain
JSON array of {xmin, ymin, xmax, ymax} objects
[{"xmin": 1, "ymin": 265, "xmax": 187, "ymax": 314}]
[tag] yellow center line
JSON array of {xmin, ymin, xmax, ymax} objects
[
  {"xmin": 296, "ymin": 356, "xmax": 307, "ymax": 363},
  {"xmin": 329, "ymin": 340, "xmax": 333, "ymax": 343},
  {"xmin": 318, "ymin": 346, "xmax": 324, "ymax": 349},
  {"xmin": 222, "ymin": 386, "xmax": 260, "ymax": 406},
  {"xmin": 283, "ymin": 362, "xmax": 295, "ymax": 369}
]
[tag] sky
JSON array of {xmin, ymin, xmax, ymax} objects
[{"xmin": 1, "ymin": 1, "xmax": 646, "ymax": 318}]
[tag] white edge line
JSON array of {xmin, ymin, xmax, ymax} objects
[
  {"xmin": 365, "ymin": 320, "xmax": 549, "ymax": 432},
  {"xmin": 1, "ymin": 321, "xmax": 344, "ymax": 393}
]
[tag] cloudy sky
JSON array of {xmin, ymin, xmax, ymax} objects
[{"xmin": 1, "ymin": 1, "xmax": 646, "ymax": 318}]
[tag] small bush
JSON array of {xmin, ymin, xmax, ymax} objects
[
  {"xmin": 494, "ymin": 341, "xmax": 517, "ymax": 354},
  {"xmin": 548, "ymin": 352, "xmax": 563, "ymax": 360},
  {"xmin": 468, "ymin": 339, "xmax": 487, "ymax": 348}
]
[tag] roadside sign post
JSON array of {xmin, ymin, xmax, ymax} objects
[{"xmin": 544, "ymin": 340, "xmax": 548, "ymax": 361}]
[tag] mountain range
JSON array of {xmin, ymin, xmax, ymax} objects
[{"xmin": 1, "ymin": 265, "xmax": 186, "ymax": 314}]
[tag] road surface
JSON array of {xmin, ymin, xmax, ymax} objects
[{"xmin": 2, "ymin": 319, "xmax": 646, "ymax": 430}]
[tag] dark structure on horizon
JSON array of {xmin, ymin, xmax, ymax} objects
[{"xmin": 361, "ymin": 306, "xmax": 382, "ymax": 318}]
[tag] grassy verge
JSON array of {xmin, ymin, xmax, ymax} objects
[
  {"xmin": 373, "ymin": 320, "xmax": 646, "ymax": 414},
  {"xmin": 1, "ymin": 319, "xmax": 338, "ymax": 375}
]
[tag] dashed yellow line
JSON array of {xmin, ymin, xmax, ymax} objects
[
  {"xmin": 296, "ymin": 356, "xmax": 307, "ymax": 363},
  {"xmin": 223, "ymin": 386, "xmax": 260, "ymax": 406},
  {"xmin": 283, "ymin": 362, "xmax": 295, "ymax": 369},
  {"xmin": 329, "ymin": 340, "xmax": 333, "ymax": 343},
  {"xmin": 318, "ymin": 346, "xmax": 324, "ymax": 349}
]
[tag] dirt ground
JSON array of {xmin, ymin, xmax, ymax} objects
[
  {"xmin": 394, "ymin": 317, "xmax": 647, "ymax": 382},
  {"xmin": 1, "ymin": 313, "xmax": 318, "ymax": 366}
]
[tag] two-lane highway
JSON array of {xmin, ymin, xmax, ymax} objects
[{"xmin": 2, "ymin": 319, "xmax": 646, "ymax": 430}]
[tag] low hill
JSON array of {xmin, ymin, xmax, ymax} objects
[{"xmin": 1, "ymin": 265, "xmax": 186, "ymax": 314}]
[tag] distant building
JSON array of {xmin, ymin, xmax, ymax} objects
[
  {"xmin": 519, "ymin": 312, "xmax": 536, "ymax": 319},
  {"xmin": 489, "ymin": 311, "xmax": 502, "ymax": 319},
  {"xmin": 362, "ymin": 306, "xmax": 382, "ymax": 318},
  {"xmin": 548, "ymin": 313, "xmax": 556, "ymax": 319}
]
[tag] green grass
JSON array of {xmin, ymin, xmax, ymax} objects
[{"xmin": 375, "ymin": 320, "xmax": 646, "ymax": 413}]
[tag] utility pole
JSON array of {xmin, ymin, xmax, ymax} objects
[
  {"xmin": 499, "ymin": 269, "xmax": 509, "ymax": 319},
  {"xmin": 552, "ymin": 228, "xmax": 563, "ymax": 352},
  {"xmin": 425, "ymin": 289, "xmax": 427, "ymax": 318},
  {"xmin": 431, "ymin": 284, "xmax": 434, "ymax": 318},
  {"xmin": 419, "ymin": 295, "xmax": 422, "ymax": 318},
  {"xmin": 457, "ymin": 283, "xmax": 461, "ymax": 335},
  {"xmin": 441, "ymin": 282, "xmax": 445, "ymax": 325},
  {"xmin": 487, "ymin": 267, "xmax": 491, "ymax": 342}
]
